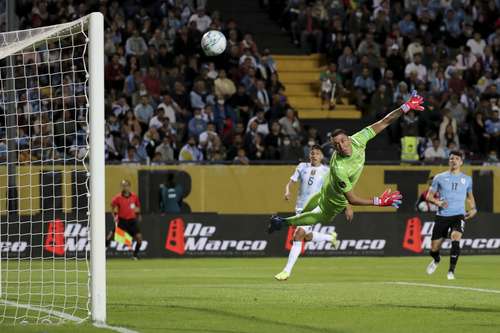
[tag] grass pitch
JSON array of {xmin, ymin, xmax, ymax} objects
[{"xmin": 2, "ymin": 256, "xmax": 500, "ymax": 333}]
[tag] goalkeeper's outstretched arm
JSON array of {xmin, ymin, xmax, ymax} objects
[
  {"xmin": 369, "ymin": 91, "xmax": 424, "ymax": 135},
  {"xmin": 345, "ymin": 189, "xmax": 403, "ymax": 208}
]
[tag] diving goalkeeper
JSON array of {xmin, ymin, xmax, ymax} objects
[{"xmin": 268, "ymin": 92, "xmax": 425, "ymax": 233}]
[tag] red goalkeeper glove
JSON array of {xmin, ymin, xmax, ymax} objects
[
  {"xmin": 373, "ymin": 189, "xmax": 403, "ymax": 208},
  {"xmin": 401, "ymin": 90, "xmax": 424, "ymax": 113}
]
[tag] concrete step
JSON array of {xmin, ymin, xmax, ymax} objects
[
  {"xmin": 280, "ymin": 71, "xmax": 321, "ymax": 83},
  {"xmin": 273, "ymin": 54, "xmax": 323, "ymax": 60},
  {"xmin": 298, "ymin": 109, "xmax": 362, "ymax": 119},
  {"xmin": 276, "ymin": 59, "xmax": 322, "ymax": 72}
]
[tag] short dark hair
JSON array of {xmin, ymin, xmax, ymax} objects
[
  {"xmin": 311, "ymin": 144, "xmax": 323, "ymax": 152},
  {"xmin": 449, "ymin": 150, "xmax": 464, "ymax": 159},
  {"xmin": 331, "ymin": 129, "xmax": 348, "ymax": 138}
]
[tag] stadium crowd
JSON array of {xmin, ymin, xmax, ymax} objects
[
  {"xmin": 273, "ymin": 0, "xmax": 500, "ymax": 162},
  {"xmin": 8, "ymin": 0, "xmax": 500, "ymax": 164}
]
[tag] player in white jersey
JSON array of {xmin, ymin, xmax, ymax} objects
[{"xmin": 275, "ymin": 145, "xmax": 353, "ymax": 281}]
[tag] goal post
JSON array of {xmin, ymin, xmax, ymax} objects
[
  {"xmin": 88, "ymin": 12, "xmax": 106, "ymax": 325},
  {"xmin": 0, "ymin": 12, "xmax": 106, "ymax": 325}
]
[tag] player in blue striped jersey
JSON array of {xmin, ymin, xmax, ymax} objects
[{"xmin": 425, "ymin": 151, "xmax": 477, "ymax": 280}]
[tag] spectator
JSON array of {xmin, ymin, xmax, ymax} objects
[
  {"xmin": 134, "ymin": 94, "xmax": 154, "ymax": 132},
  {"xmin": 467, "ymin": 32, "xmax": 486, "ymax": 58},
  {"xmin": 424, "ymin": 138, "xmax": 447, "ymax": 162},
  {"xmin": 125, "ymin": 29, "xmax": 148, "ymax": 57},
  {"xmin": 247, "ymin": 110, "xmax": 269, "ymax": 137},
  {"xmin": 189, "ymin": 6, "xmax": 212, "ymax": 33},
  {"xmin": 179, "ymin": 136, "xmax": 203, "ymax": 161},
  {"xmin": 337, "ymin": 46, "xmax": 356, "ymax": 82},
  {"xmin": 149, "ymin": 108, "xmax": 165, "ymax": 130},
  {"xmin": 456, "ymin": 46, "xmax": 477, "ymax": 71},
  {"xmin": 252, "ymin": 79, "xmax": 271, "ymax": 113},
  {"xmin": 214, "ymin": 69, "xmax": 236, "ymax": 99},
  {"xmin": 188, "ymin": 109, "xmax": 208, "ymax": 137},
  {"xmin": 485, "ymin": 110, "xmax": 500, "ymax": 154},
  {"xmin": 199, "ymin": 123, "xmax": 219, "ymax": 151},
  {"xmin": 157, "ymin": 94, "xmax": 180, "ymax": 124},
  {"xmin": 190, "ymin": 80, "xmax": 213, "ymax": 111},
  {"xmin": 233, "ymin": 148, "xmax": 249, "ymax": 165},
  {"xmin": 294, "ymin": 5, "xmax": 323, "ymax": 52},
  {"xmin": 265, "ymin": 121, "xmax": 283, "ymax": 160},
  {"xmin": 155, "ymin": 136, "xmax": 175, "ymax": 162},
  {"xmin": 444, "ymin": 94, "xmax": 467, "ymax": 125},
  {"xmin": 279, "ymin": 109, "xmax": 301, "ymax": 139},
  {"xmin": 354, "ymin": 67, "xmax": 376, "ymax": 110},
  {"xmin": 404, "ymin": 54, "xmax": 427, "ymax": 82}
]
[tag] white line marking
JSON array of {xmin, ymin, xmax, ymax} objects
[
  {"xmin": 383, "ymin": 282, "xmax": 500, "ymax": 294},
  {"xmin": 93, "ymin": 322, "xmax": 140, "ymax": 333},
  {"xmin": 0, "ymin": 299, "xmax": 85, "ymax": 323},
  {"xmin": 1, "ymin": 300, "xmax": 140, "ymax": 333}
]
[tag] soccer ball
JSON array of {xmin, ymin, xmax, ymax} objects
[{"xmin": 201, "ymin": 30, "xmax": 227, "ymax": 56}]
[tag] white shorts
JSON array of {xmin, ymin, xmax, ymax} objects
[{"xmin": 295, "ymin": 225, "xmax": 313, "ymax": 234}]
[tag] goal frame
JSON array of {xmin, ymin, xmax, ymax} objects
[
  {"xmin": 0, "ymin": 12, "xmax": 106, "ymax": 325},
  {"xmin": 88, "ymin": 12, "xmax": 106, "ymax": 325}
]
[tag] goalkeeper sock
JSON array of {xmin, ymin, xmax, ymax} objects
[
  {"xmin": 284, "ymin": 241, "xmax": 302, "ymax": 274},
  {"xmin": 134, "ymin": 240, "xmax": 142, "ymax": 257},
  {"xmin": 430, "ymin": 250, "xmax": 441, "ymax": 263},
  {"xmin": 312, "ymin": 232, "xmax": 332, "ymax": 242},
  {"xmin": 449, "ymin": 241, "xmax": 460, "ymax": 272}
]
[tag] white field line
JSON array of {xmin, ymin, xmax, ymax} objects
[{"xmin": 382, "ymin": 281, "xmax": 500, "ymax": 294}]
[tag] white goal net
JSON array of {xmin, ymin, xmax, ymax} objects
[{"xmin": 0, "ymin": 13, "xmax": 105, "ymax": 325}]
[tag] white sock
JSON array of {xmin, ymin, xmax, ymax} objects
[
  {"xmin": 284, "ymin": 241, "xmax": 302, "ymax": 274},
  {"xmin": 312, "ymin": 232, "xmax": 332, "ymax": 242}
]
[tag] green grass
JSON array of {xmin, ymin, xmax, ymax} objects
[{"xmin": 2, "ymin": 256, "xmax": 500, "ymax": 333}]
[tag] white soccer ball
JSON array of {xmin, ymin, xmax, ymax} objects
[{"xmin": 201, "ymin": 30, "xmax": 227, "ymax": 56}]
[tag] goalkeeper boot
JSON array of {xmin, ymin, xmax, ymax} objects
[
  {"xmin": 268, "ymin": 215, "xmax": 285, "ymax": 234},
  {"xmin": 330, "ymin": 231, "xmax": 340, "ymax": 249},
  {"xmin": 426, "ymin": 260, "xmax": 438, "ymax": 275},
  {"xmin": 274, "ymin": 270, "xmax": 290, "ymax": 281}
]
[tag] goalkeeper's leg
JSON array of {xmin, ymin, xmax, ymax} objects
[{"xmin": 285, "ymin": 193, "xmax": 343, "ymax": 226}]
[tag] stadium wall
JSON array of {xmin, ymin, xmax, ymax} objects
[
  {"xmin": 0, "ymin": 165, "xmax": 498, "ymax": 214},
  {"xmin": 105, "ymin": 165, "xmax": 499, "ymax": 214}
]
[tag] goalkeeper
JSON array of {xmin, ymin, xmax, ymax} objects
[{"xmin": 268, "ymin": 92, "xmax": 425, "ymax": 233}]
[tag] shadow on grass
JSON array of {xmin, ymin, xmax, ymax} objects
[{"xmin": 108, "ymin": 302, "xmax": 342, "ymax": 333}]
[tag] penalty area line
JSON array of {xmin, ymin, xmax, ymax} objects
[{"xmin": 382, "ymin": 281, "xmax": 500, "ymax": 294}]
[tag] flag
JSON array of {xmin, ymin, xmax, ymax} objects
[{"xmin": 114, "ymin": 226, "xmax": 133, "ymax": 249}]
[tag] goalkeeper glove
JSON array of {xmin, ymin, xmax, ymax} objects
[
  {"xmin": 401, "ymin": 90, "xmax": 424, "ymax": 113},
  {"xmin": 373, "ymin": 189, "xmax": 403, "ymax": 208}
]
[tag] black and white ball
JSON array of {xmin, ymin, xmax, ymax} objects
[{"xmin": 201, "ymin": 30, "xmax": 227, "ymax": 56}]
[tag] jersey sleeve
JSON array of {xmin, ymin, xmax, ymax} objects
[
  {"xmin": 134, "ymin": 193, "xmax": 141, "ymax": 208},
  {"xmin": 466, "ymin": 176, "xmax": 473, "ymax": 194},
  {"xmin": 290, "ymin": 163, "xmax": 303, "ymax": 182},
  {"xmin": 111, "ymin": 195, "xmax": 119, "ymax": 208},
  {"xmin": 430, "ymin": 175, "xmax": 439, "ymax": 193},
  {"xmin": 331, "ymin": 167, "xmax": 353, "ymax": 193},
  {"xmin": 351, "ymin": 127, "xmax": 376, "ymax": 148}
]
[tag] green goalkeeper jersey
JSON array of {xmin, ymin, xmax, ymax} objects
[{"xmin": 319, "ymin": 127, "xmax": 376, "ymax": 212}]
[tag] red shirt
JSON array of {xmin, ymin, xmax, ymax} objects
[{"xmin": 111, "ymin": 192, "xmax": 140, "ymax": 220}]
